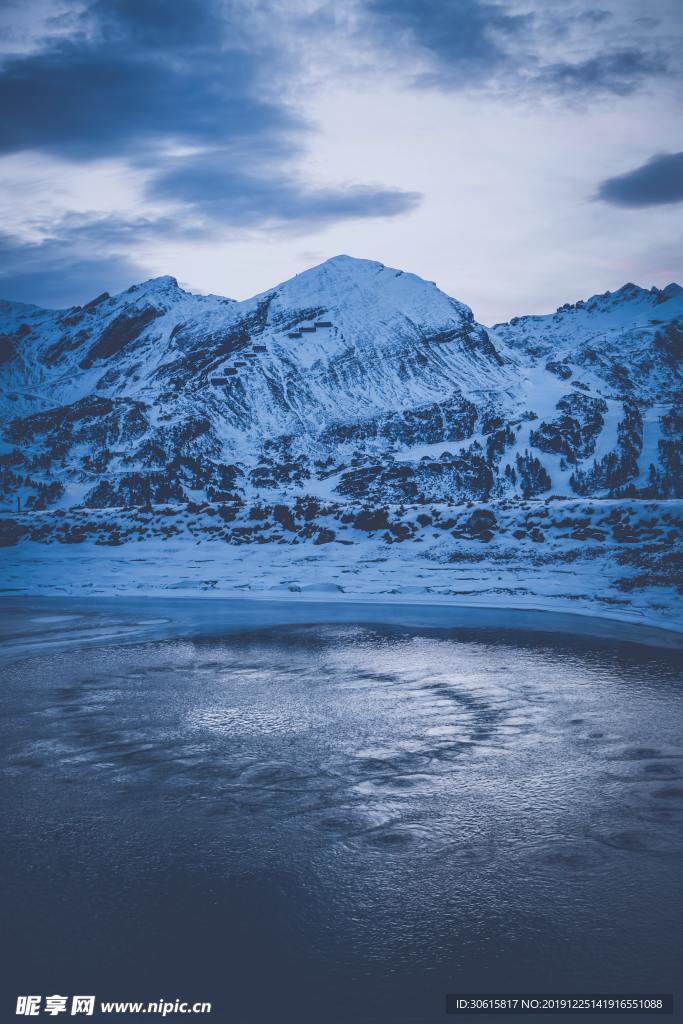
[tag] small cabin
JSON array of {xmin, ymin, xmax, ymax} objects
[
  {"xmin": 299, "ymin": 326, "xmax": 316, "ymax": 333},
  {"xmin": 315, "ymin": 321, "xmax": 332, "ymax": 328},
  {"xmin": 234, "ymin": 361, "xmax": 246, "ymax": 367},
  {"xmin": 209, "ymin": 367, "xmax": 239, "ymax": 384},
  {"xmin": 253, "ymin": 345, "xmax": 267, "ymax": 352},
  {"xmin": 287, "ymin": 332, "xmax": 302, "ymax": 339}
]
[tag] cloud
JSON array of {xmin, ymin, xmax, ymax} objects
[
  {"xmin": 364, "ymin": 0, "xmax": 530, "ymax": 85},
  {"xmin": 596, "ymin": 151, "xmax": 683, "ymax": 207},
  {"xmin": 536, "ymin": 49, "xmax": 669, "ymax": 97},
  {"xmin": 150, "ymin": 156, "xmax": 421, "ymax": 230},
  {"xmin": 0, "ymin": 30, "xmax": 298, "ymax": 160},
  {"xmin": 0, "ymin": 215, "xmax": 162, "ymax": 307},
  {"xmin": 359, "ymin": 0, "xmax": 673, "ymax": 97},
  {"xmin": 0, "ymin": 0, "xmax": 419, "ymax": 237}
]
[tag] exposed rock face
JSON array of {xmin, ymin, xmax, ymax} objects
[{"xmin": 530, "ymin": 393, "xmax": 608, "ymax": 463}]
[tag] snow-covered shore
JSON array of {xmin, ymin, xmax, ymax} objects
[{"xmin": 2, "ymin": 499, "xmax": 681, "ymax": 638}]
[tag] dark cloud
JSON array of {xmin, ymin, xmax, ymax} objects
[
  {"xmin": 596, "ymin": 152, "xmax": 683, "ymax": 207},
  {"xmin": 150, "ymin": 157, "xmax": 421, "ymax": 229},
  {"xmin": 0, "ymin": 215, "xmax": 165, "ymax": 307},
  {"xmin": 361, "ymin": 0, "xmax": 672, "ymax": 97},
  {"xmin": 0, "ymin": 0, "xmax": 418, "ymax": 236},
  {"xmin": 91, "ymin": 0, "xmax": 229, "ymax": 49},
  {"xmin": 364, "ymin": 0, "xmax": 530, "ymax": 84},
  {"xmin": 0, "ymin": 48, "xmax": 293, "ymax": 160},
  {"xmin": 0, "ymin": 19, "xmax": 298, "ymax": 159},
  {"xmin": 536, "ymin": 49, "xmax": 668, "ymax": 97}
]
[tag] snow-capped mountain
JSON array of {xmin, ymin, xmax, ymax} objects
[
  {"xmin": 0, "ymin": 256, "xmax": 680, "ymax": 629},
  {"xmin": 1, "ymin": 256, "xmax": 679, "ymax": 513}
]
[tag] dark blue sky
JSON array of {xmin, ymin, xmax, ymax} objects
[{"xmin": 0, "ymin": 0, "xmax": 680, "ymax": 319}]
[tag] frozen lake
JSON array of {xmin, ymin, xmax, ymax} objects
[{"xmin": 1, "ymin": 598, "xmax": 681, "ymax": 1022}]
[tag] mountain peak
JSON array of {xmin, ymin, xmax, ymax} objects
[
  {"xmin": 586, "ymin": 280, "xmax": 683, "ymax": 311},
  {"xmin": 321, "ymin": 254, "xmax": 384, "ymax": 271},
  {"xmin": 126, "ymin": 275, "xmax": 180, "ymax": 295},
  {"xmin": 292, "ymin": 254, "xmax": 388, "ymax": 285},
  {"xmin": 101, "ymin": 275, "xmax": 186, "ymax": 311},
  {"xmin": 260, "ymin": 254, "xmax": 472, "ymax": 328}
]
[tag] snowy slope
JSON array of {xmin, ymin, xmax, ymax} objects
[{"xmin": 491, "ymin": 281, "xmax": 682, "ymax": 401}]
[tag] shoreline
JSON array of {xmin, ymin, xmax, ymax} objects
[
  {"xmin": 2, "ymin": 583, "xmax": 681, "ymax": 632},
  {"xmin": 1, "ymin": 592, "xmax": 681, "ymax": 667}
]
